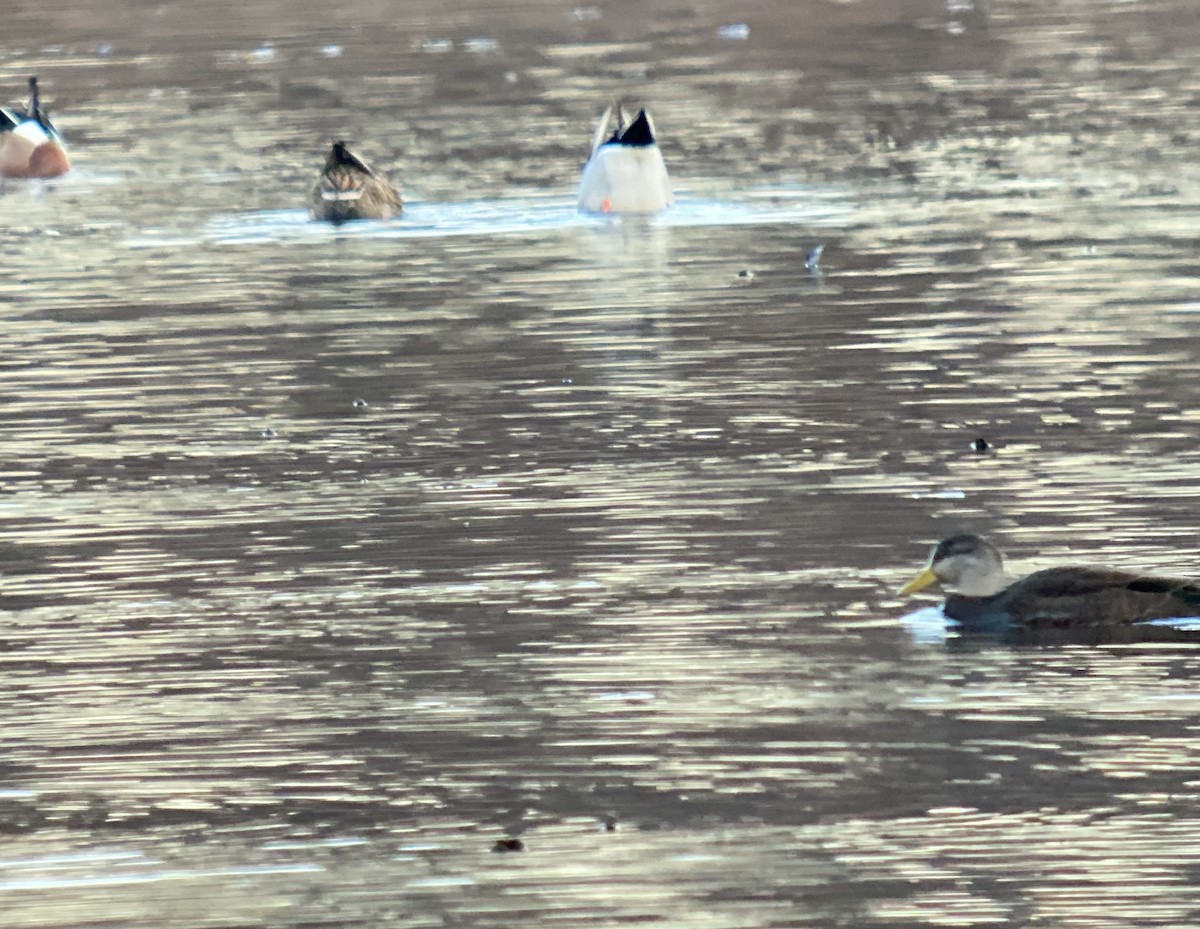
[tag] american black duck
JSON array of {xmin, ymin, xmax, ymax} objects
[{"xmin": 899, "ymin": 533, "xmax": 1200, "ymax": 641}]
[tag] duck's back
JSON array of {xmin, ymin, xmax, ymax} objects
[{"xmin": 947, "ymin": 566, "xmax": 1200, "ymax": 630}]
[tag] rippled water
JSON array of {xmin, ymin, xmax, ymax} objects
[{"xmin": 5, "ymin": 0, "xmax": 1200, "ymax": 926}]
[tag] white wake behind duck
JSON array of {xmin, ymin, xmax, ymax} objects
[{"xmin": 577, "ymin": 104, "xmax": 673, "ymax": 214}]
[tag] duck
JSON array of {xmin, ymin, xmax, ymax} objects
[
  {"xmin": 899, "ymin": 533, "xmax": 1200, "ymax": 640},
  {"xmin": 0, "ymin": 76, "xmax": 70, "ymax": 179},
  {"xmin": 308, "ymin": 140, "xmax": 403, "ymax": 223},
  {"xmin": 577, "ymin": 103, "xmax": 673, "ymax": 214}
]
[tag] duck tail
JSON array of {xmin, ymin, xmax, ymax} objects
[
  {"xmin": 329, "ymin": 140, "xmax": 375, "ymax": 176},
  {"xmin": 27, "ymin": 77, "xmax": 40, "ymax": 121},
  {"xmin": 617, "ymin": 108, "xmax": 656, "ymax": 147},
  {"xmin": 24, "ymin": 75, "xmax": 63, "ymax": 140}
]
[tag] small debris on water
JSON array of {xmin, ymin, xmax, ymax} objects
[
  {"xmin": 492, "ymin": 837, "xmax": 524, "ymax": 853},
  {"xmin": 805, "ymin": 244, "xmax": 825, "ymax": 272}
]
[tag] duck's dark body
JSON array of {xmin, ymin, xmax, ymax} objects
[
  {"xmin": 945, "ymin": 566, "xmax": 1200, "ymax": 641},
  {"xmin": 901, "ymin": 533, "xmax": 1200, "ymax": 645}
]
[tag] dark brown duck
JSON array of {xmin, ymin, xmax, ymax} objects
[
  {"xmin": 308, "ymin": 141, "xmax": 403, "ymax": 223},
  {"xmin": 900, "ymin": 533, "xmax": 1200, "ymax": 637}
]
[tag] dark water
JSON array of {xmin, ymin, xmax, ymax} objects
[{"xmin": 4, "ymin": 0, "xmax": 1200, "ymax": 926}]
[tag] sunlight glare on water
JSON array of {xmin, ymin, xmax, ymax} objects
[{"xmin": 5, "ymin": 0, "xmax": 1200, "ymax": 926}]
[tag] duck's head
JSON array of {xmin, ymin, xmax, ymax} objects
[{"xmin": 899, "ymin": 533, "xmax": 1007, "ymax": 598}]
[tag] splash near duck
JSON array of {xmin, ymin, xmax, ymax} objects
[
  {"xmin": 308, "ymin": 141, "xmax": 403, "ymax": 223},
  {"xmin": 0, "ymin": 77, "xmax": 70, "ymax": 179},
  {"xmin": 577, "ymin": 103, "xmax": 673, "ymax": 214}
]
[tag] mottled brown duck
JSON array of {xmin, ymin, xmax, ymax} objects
[{"xmin": 308, "ymin": 141, "xmax": 402, "ymax": 223}]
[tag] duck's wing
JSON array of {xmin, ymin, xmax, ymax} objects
[
  {"xmin": 0, "ymin": 106, "xmax": 18, "ymax": 132},
  {"xmin": 1004, "ymin": 567, "xmax": 1200, "ymax": 626}
]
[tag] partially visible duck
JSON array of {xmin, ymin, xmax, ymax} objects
[
  {"xmin": 577, "ymin": 103, "xmax": 673, "ymax": 214},
  {"xmin": 899, "ymin": 532, "xmax": 1200, "ymax": 641},
  {"xmin": 0, "ymin": 76, "xmax": 70, "ymax": 179},
  {"xmin": 308, "ymin": 140, "xmax": 403, "ymax": 223}
]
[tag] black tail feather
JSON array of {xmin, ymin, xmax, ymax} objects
[
  {"xmin": 328, "ymin": 140, "xmax": 376, "ymax": 176},
  {"xmin": 617, "ymin": 109, "xmax": 656, "ymax": 147}
]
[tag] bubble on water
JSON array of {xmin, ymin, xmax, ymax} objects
[{"xmin": 353, "ymin": 398, "xmax": 369, "ymax": 409}]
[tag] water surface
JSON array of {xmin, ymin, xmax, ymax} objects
[{"xmin": 4, "ymin": 0, "xmax": 1200, "ymax": 926}]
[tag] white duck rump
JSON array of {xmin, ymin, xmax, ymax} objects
[{"xmin": 577, "ymin": 104, "xmax": 673, "ymax": 214}]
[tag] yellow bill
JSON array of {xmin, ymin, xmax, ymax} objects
[{"xmin": 899, "ymin": 566, "xmax": 939, "ymax": 596}]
